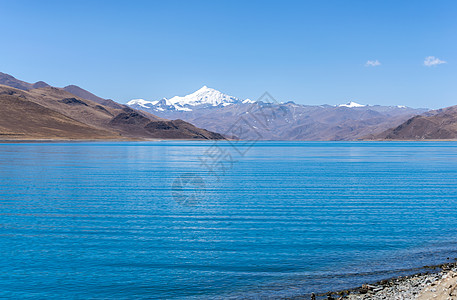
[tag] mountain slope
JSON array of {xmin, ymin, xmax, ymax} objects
[
  {"xmin": 0, "ymin": 72, "xmax": 51, "ymax": 91},
  {"xmin": 0, "ymin": 75, "xmax": 224, "ymax": 141},
  {"xmin": 0, "ymin": 88, "xmax": 118, "ymax": 140},
  {"xmin": 369, "ymin": 105, "xmax": 457, "ymax": 140},
  {"xmin": 63, "ymin": 85, "xmax": 124, "ymax": 109}
]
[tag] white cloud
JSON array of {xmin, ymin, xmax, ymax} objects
[
  {"xmin": 424, "ymin": 56, "xmax": 446, "ymax": 67},
  {"xmin": 365, "ymin": 60, "xmax": 381, "ymax": 67}
]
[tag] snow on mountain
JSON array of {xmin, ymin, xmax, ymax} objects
[
  {"xmin": 168, "ymin": 86, "xmax": 240, "ymax": 107},
  {"xmin": 127, "ymin": 99, "xmax": 158, "ymax": 108},
  {"xmin": 128, "ymin": 86, "xmax": 247, "ymax": 112},
  {"xmin": 129, "ymin": 89, "xmax": 413, "ymax": 117},
  {"xmin": 338, "ymin": 101, "xmax": 366, "ymax": 108}
]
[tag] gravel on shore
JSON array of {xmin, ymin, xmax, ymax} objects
[{"xmin": 308, "ymin": 261, "xmax": 457, "ymax": 300}]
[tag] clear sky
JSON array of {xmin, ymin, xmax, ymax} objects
[{"xmin": 1, "ymin": 0, "xmax": 456, "ymax": 108}]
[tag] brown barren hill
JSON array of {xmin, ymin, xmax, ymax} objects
[
  {"xmin": 0, "ymin": 82, "xmax": 224, "ymax": 141},
  {"xmin": 0, "ymin": 88, "xmax": 119, "ymax": 140},
  {"xmin": 144, "ymin": 119, "xmax": 225, "ymax": 139},
  {"xmin": 368, "ymin": 105, "xmax": 457, "ymax": 140},
  {"xmin": 63, "ymin": 85, "xmax": 124, "ymax": 109},
  {"xmin": 0, "ymin": 72, "xmax": 226, "ymax": 141}
]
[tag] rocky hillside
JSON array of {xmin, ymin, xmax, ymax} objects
[
  {"xmin": 0, "ymin": 73, "xmax": 224, "ymax": 141},
  {"xmin": 369, "ymin": 105, "xmax": 457, "ymax": 140}
]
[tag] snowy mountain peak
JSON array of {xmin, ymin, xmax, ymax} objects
[
  {"xmin": 168, "ymin": 86, "xmax": 240, "ymax": 107},
  {"xmin": 338, "ymin": 101, "xmax": 366, "ymax": 108},
  {"xmin": 127, "ymin": 86, "xmax": 248, "ymax": 112},
  {"xmin": 127, "ymin": 99, "xmax": 158, "ymax": 108},
  {"xmin": 196, "ymin": 85, "xmax": 209, "ymax": 92}
]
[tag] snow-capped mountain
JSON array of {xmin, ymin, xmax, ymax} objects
[
  {"xmin": 336, "ymin": 101, "xmax": 409, "ymax": 109},
  {"xmin": 128, "ymin": 87, "xmax": 428, "ymax": 140},
  {"xmin": 127, "ymin": 86, "xmax": 245, "ymax": 112},
  {"xmin": 128, "ymin": 98, "xmax": 159, "ymax": 108},
  {"xmin": 168, "ymin": 86, "xmax": 241, "ymax": 107},
  {"xmin": 338, "ymin": 101, "xmax": 366, "ymax": 108}
]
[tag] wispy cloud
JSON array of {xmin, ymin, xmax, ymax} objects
[
  {"xmin": 424, "ymin": 56, "xmax": 446, "ymax": 67},
  {"xmin": 365, "ymin": 60, "xmax": 381, "ymax": 67}
]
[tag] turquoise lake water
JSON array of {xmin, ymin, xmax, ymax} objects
[{"xmin": 1, "ymin": 141, "xmax": 457, "ymax": 299}]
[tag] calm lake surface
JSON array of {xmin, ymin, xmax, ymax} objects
[{"xmin": 1, "ymin": 141, "xmax": 457, "ymax": 299}]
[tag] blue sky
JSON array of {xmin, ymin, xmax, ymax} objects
[{"xmin": 1, "ymin": 0, "xmax": 456, "ymax": 108}]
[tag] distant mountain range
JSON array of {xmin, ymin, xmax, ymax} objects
[
  {"xmin": 0, "ymin": 72, "xmax": 224, "ymax": 141},
  {"xmin": 128, "ymin": 86, "xmax": 430, "ymax": 140},
  {"xmin": 3, "ymin": 71, "xmax": 456, "ymax": 141}
]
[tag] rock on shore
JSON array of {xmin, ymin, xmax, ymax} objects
[{"xmin": 315, "ymin": 262, "xmax": 457, "ymax": 300}]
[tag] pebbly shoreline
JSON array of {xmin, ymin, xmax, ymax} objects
[{"xmin": 305, "ymin": 261, "xmax": 457, "ymax": 300}]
